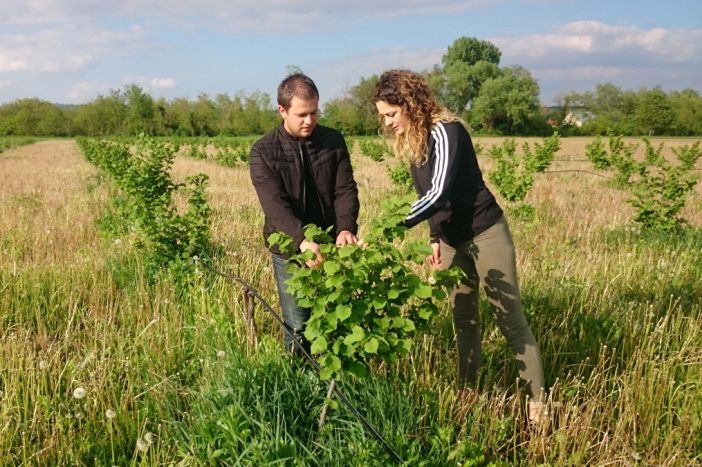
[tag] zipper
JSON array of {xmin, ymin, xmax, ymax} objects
[{"xmin": 299, "ymin": 140, "xmax": 327, "ymax": 220}]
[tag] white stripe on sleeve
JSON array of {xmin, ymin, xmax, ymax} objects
[{"xmin": 406, "ymin": 122, "xmax": 450, "ymax": 221}]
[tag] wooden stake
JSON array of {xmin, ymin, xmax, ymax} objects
[{"xmin": 318, "ymin": 379, "xmax": 337, "ymax": 428}]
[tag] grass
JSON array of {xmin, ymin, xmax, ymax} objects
[{"xmin": 0, "ymin": 137, "xmax": 701, "ymax": 465}]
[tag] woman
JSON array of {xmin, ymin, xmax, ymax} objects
[{"xmin": 373, "ymin": 69, "xmax": 545, "ymax": 422}]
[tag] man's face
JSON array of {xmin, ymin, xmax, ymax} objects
[{"xmin": 279, "ymin": 96, "xmax": 319, "ymax": 138}]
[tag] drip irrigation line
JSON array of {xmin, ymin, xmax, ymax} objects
[
  {"xmin": 543, "ymin": 169, "xmax": 613, "ymax": 179},
  {"xmin": 195, "ymin": 257, "xmax": 404, "ymax": 464}
]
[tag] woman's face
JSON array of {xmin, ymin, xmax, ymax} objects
[{"xmin": 375, "ymin": 100, "xmax": 410, "ymax": 135}]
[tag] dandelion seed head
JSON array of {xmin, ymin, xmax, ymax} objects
[
  {"xmin": 39, "ymin": 360, "xmax": 49, "ymax": 370},
  {"xmin": 136, "ymin": 438, "xmax": 149, "ymax": 452},
  {"xmin": 217, "ymin": 350, "xmax": 226, "ymax": 359},
  {"xmin": 105, "ymin": 409, "xmax": 116, "ymax": 419},
  {"xmin": 73, "ymin": 387, "xmax": 86, "ymax": 399},
  {"xmin": 144, "ymin": 432, "xmax": 156, "ymax": 444}
]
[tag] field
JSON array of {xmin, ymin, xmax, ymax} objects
[{"xmin": 1, "ymin": 136, "xmax": 701, "ymax": 465}]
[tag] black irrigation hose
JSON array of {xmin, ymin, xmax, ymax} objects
[
  {"xmin": 543, "ymin": 169, "xmax": 613, "ymax": 179},
  {"xmin": 195, "ymin": 258, "xmax": 405, "ymax": 464}
]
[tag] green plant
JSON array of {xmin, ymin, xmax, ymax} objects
[
  {"xmin": 487, "ymin": 132, "xmax": 560, "ymax": 213},
  {"xmin": 268, "ymin": 195, "xmax": 462, "ymax": 381},
  {"xmin": 387, "ymin": 162, "xmax": 413, "ymax": 193},
  {"xmin": 77, "ymin": 135, "xmax": 212, "ymax": 277},
  {"xmin": 359, "ymin": 139, "xmax": 391, "ymax": 162},
  {"xmin": 585, "ymin": 130, "xmax": 638, "ymax": 186},
  {"xmin": 627, "ymin": 139, "xmax": 701, "ymax": 231},
  {"xmin": 584, "ymin": 135, "xmax": 609, "ymax": 170}
]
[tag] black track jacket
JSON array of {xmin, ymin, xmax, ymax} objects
[
  {"xmin": 404, "ymin": 121, "xmax": 503, "ymax": 246},
  {"xmin": 249, "ymin": 123, "xmax": 359, "ymax": 252}
]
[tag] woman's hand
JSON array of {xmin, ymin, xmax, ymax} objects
[{"xmin": 426, "ymin": 242, "xmax": 441, "ymax": 268}]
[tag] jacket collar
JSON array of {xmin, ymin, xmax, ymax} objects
[{"xmin": 276, "ymin": 122, "xmax": 316, "ymax": 143}]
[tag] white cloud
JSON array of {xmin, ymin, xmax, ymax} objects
[
  {"xmin": 1, "ymin": 0, "xmax": 503, "ymax": 32},
  {"xmin": 313, "ymin": 47, "xmax": 443, "ymax": 102},
  {"xmin": 493, "ymin": 21, "xmax": 702, "ymax": 63},
  {"xmin": 150, "ymin": 78, "xmax": 176, "ymax": 89},
  {"xmin": 490, "ymin": 21, "xmax": 702, "ymax": 103},
  {"xmin": 0, "ymin": 26, "xmax": 144, "ymax": 73},
  {"xmin": 64, "ymin": 81, "xmax": 115, "ymax": 103},
  {"xmin": 122, "ymin": 75, "xmax": 178, "ymax": 91}
]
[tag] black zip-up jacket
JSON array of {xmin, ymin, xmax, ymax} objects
[
  {"xmin": 249, "ymin": 123, "xmax": 359, "ymax": 252},
  {"xmin": 404, "ymin": 121, "xmax": 503, "ymax": 246}
]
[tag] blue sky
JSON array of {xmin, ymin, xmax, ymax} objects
[{"xmin": 1, "ymin": 0, "xmax": 701, "ymax": 106}]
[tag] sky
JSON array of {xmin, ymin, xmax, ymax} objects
[{"xmin": 1, "ymin": 0, "xmax": 701, "ymax": 107}]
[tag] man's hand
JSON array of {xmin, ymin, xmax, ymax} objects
[
  {"xmin": 426, "ymin": 242, "xmax": 441, "ymax": 268},
  {"xmin": 300, "ymin": 240, "xmax": 324, "ymax": 268},
  {"xmin": 335, "ymin": 230, "xmax": 359, "ymax": 246}
]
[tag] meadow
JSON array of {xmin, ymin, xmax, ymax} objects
[{"xmin": 0, "ymin": 135, "xmax": 701, "ymax": 465}]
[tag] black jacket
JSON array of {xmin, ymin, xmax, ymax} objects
[
  {"xmin": 404, "ymin": 121, "xmax": 503, "ymax": 246},
  {"xmin": 249, "ymin": 123, "xmax": 359, "ymax": 252}
]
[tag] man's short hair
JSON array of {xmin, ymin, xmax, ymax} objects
[{"xmin": 277, "ymin": 73, "xmax": 319, "ymax": 109}]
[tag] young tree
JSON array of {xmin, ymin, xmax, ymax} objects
[
  {"xmin": 635, "ymin": 87, "xmax": 676, "ymax": 136},
  {"xmin": 124, "ymin": 84, "xmax": 155, "ymax": 135},
  {"xmin": 669, "ymin": 89, "xmax": 702, "ymax": 135},
  {"xmin": 0, "ymin": 98, "xmax": 67, "ymax": 136},
  {"xmin": 441, "ymin": 37, "xmax": 502, "ymax": 114},
  {"xmin": 71, "ymin": 90, "xmax": 127, "ymax": 136},
  {"xmin": 470, "ymin": 66, "xmax": 540, "ymax": 134}
]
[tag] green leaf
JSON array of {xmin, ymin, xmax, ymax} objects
[
  {"xmin": 415, "ymin": 283, "xmax": 433, "ymax": 299},
  {"xmin": 390, "ymin": 317, "xmax": 405, "ymax": 329},
  {"xmin": 325, "ymin": 275, "xmax": 345, "ymax": 288},
  {"xmin": 372, "ymin": 297, "xmax": 387, "ymax": 310},
  {"xmin": 319, "ymin": 366, "xmax": 334, "ymax": 380},
  {"xmin": 346, "ymin": 361, "xmax": 368, "ymax": 378},
  {"xmin": 418, "ymin": 305, "xmax": 433, "ymax": 320},
  {"xmin": 343, "ymin": 325, "xmax": 366, "ymax": 345},
  {"xmin": 337, "ymin": 244, "xmax": 355, "ymax": 258},
  {"xmin": 363, "ymin": 337, "xmax": 379, "ymax": 354},
  {"xmin": 335, "ymin": 304, "xmax": 352, "ymax": 321},
  {"xmin": 322, "ymin": 354, "xmax": 342, "ymax": 372},
  {"xmin": 388, "ymin": 288, "xmax": 400, "ymax": 299},
  {"xmin": 403, "ymin": 319, "xmax": 416, "ymax": 332},
  {"xmin": 373, "ymin": 316, "xmax": 389, "ymax": 330},
  {"xmin": 323, "ymin": 260, "xmax": 341, "ymax": 275},
  {"xmin": 311, "ymin": 336, "xmax": 328, "ymax": 354}
]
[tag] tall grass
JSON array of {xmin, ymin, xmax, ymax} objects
[{"xmin": 0, "ymin": 138, "xmax": 700, "ymax": 465}]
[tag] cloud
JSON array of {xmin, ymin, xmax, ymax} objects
[
  {"xmin": 491, "ymin": 21, "xmax": 702, "ymax": 103},
  {"xmin": 150, "ymin": 78, "xmax": 176, "ymax": 89},
  {"xmin": 2, "ymin": 0, "xmax": 503, "ymax": 32},
  {"xmin": 122, "ymin": 75, "xmax": 178, "ymax": 91},
  {"xmin": 64, "ymin": 81, "xmax": 115, "ymax": 103},
  {"xmin": 493, "ymin": 21, "xmax": 702, "ymax": 63},
  {"xmin": 313, "ymin": 47, "xmax": 444, "ymax": 101},
  {"xmin": 0, "ymin": 25, "xmax": 144, "ymax": 73}
]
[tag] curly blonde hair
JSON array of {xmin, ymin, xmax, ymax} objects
[{"xmin": 373, "ymin": 69, "xmax": 458, "ymax": 166}]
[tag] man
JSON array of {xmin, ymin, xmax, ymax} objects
[{"xmin": 249, "ymin": 73, "xmax": 360, "ymax": 355}]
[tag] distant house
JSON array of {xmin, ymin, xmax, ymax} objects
[
  {"xmin": 544, "ymin": 106, "xmax": 593, "ymax": 128},
  {"xmin": 563, "ymin": 112, "xmax": 583, "ymax": 127}
]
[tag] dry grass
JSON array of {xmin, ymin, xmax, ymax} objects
[
  {"xmin": 0, "ymin": 140, "xmax": 107, "ymax": 269},
  {"xmin": 1, "ymin": 137, "xmax": 700, "ymax": 465}
]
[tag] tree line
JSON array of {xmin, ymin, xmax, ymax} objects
[{"xmin": 1, "ymin": 37, "xmax": 701, "ymax": 137}]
